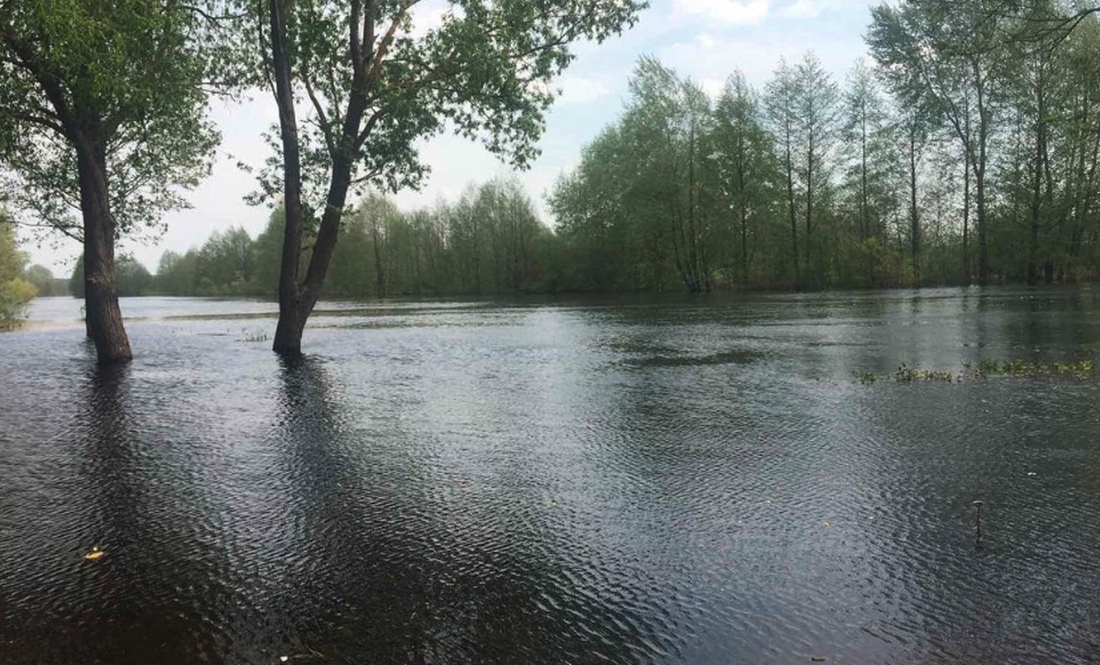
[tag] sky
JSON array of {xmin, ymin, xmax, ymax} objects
[{"xmin": 24, "ymin": 0, "xmax": 879, "ymax": 276}]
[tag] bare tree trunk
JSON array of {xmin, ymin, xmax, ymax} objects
[{"xmin": 75, "ymin": 138, "xmax": 132, "ymax": 364}]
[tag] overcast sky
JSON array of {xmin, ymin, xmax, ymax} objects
[{"xmin": 24, "ymin": 0, "xmax": 877, "ymax": 276}]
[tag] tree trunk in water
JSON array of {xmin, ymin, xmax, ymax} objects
[
  {"xmin": 273, "ymin": 300, "xmax": 308, "ymax": 355},
  {"xmin": 270, "ymin": 0, "xmax": 308, "ymax": 356},
  {"xmin": 76, "ymin": 140, "xmax": 132, "ymax": 364}
]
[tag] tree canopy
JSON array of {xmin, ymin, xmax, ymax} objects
[{"xmin": 0, "ymin": 0, "xmax": 219, "ymax": 240}]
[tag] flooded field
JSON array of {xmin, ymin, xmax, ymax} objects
[{"xmin": 2, "ymin": 288, "xmax": 1100, "ymax": 664}]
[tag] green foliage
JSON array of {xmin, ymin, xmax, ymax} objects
[
  {"xmin": 965, "ymin": 358, "xmax": 1096, "ymax": 379},
  {"xmin": 325, "ymin": 179, "xmax": 554, "ymax": 297},
  {"xmin": 549, "ymin": 3, "xmax": 1100, "ymax": 293},
  {"xmin": 0, "ymin": 216, "xmax": 35, "ymax": 326},
  {"xmin": 0, "ymin": 278, "xmax": 36, "ymax": 328},
  {"xmin": 228, "ymin": 0, "xmax": 646, "ymax": 212},
  {"xmin": 69, "ymin": 254, "xmax": 151, "ymax": 298},
  {"xmin": 23, "ymin": 264, "xmax": 65, "ymax": 296},
  {"xmin": 194, "ymin": 227, "xmax": 254, "ymax": 296},
  {"xmin": 893, "ymin": 363, "xmax": 956, "ymax": 383},
  {"xmin": 854, "ymin": 358, "xmax": 1097, "ymax": 384},
  {"xmin": 0, "ymin": 0, "xmax": 219, "ymax": 240}
]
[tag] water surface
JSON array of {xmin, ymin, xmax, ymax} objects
[{"xmin": 2, "ymin": 289, "xmax": 1100, "ymax": 664}]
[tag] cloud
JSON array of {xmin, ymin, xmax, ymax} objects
[
  {"xmin": 555, "ymin": 76, "xmax": 613, "ymax": 105},
  {"xmin": 777, "ymin": 0, "xmax": 874, "ymax": 19},
  {"xmin": 780, "ymin": 0, "xmax": 821, "ymax": 18},
  {"xmin": 405, "ymin": 0, "xmax": 463, "ymax": 39},
  {"xmin": 660, "ymin": 30, "xmax": 865, "ymax": 88},
  {"xmin": 672, "ymin": 0, "xmax": 770, "ymax": 25},
  {"xmin": 697, "ymin": 77, "xmax": 726, "ymax": 98}
]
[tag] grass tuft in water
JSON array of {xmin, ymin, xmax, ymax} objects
[{"xmin": 239, "ymin": 329, "xmax": 269, "ymax": 343}]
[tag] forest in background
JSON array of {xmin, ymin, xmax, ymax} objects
[
  {"xmin": 10, "ymin": 1, "xmax": 1100, "ymax": 302},
  {"xmin": 553, "ymin": 3, "xmax": 1100, "ymax": 291}
]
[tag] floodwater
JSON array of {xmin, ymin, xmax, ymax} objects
[{"xmin": 2, "ymin": 289, "xmax": 1100, "ymax": 664}]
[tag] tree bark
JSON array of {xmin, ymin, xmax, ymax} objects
[
  {"xmin": 270, "ymin": 0, "xmax": 308, "ymax": 356},
  {"xmin": 75, "ymin": 138, "xmax": 132, "ymax": 364}
]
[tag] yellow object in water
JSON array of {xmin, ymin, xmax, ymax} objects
[{"xmin": 84, "ymin": 546, "xmax": 105, "ymax": 561}]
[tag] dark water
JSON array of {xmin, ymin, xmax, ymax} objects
[{"xmin": 3, "ymin": 289, "xmax": 1100, "ymax": 665}]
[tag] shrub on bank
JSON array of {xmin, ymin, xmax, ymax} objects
[{"xmin": 0, "ymin": 278, "xmax": 37, "ymax": 329}]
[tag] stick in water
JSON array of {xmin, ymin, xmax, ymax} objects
[{"xmin": 973, "ymin": 500, "xmax": 984, "ymax": 547}]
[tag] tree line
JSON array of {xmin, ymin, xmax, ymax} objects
[
  {"xmin": 551, "ymin": 2, "xmax": 1100, "ymax": 292},
  {"xmin": 92, "ymin": 179, "xmax": 561, "ymax": 299}
]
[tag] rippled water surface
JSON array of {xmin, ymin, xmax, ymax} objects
[{"xmin": 3, "ymin": 289, "xmax": 1100, "ymax": 664}]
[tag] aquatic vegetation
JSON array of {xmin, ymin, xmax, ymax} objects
[
  {"xmin": 893, "ymin": 363, "xmax": 956, "ymax": 383},
  {"xmin": 857, "ymin": 358, "xmax": 1097, "ymax": 384},
  {"xmin": 852, "ymin": 370, "xmax": 878, "ymax": 384},
  {"xmin": 965, "ymin": 358, "xmax": 1095, "ymax": 379}
]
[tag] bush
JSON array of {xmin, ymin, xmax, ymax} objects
[{"xmin": 0, "ymin": 278, "xmax": 37, "ymax": 329}]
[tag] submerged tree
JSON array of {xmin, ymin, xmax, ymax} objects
[
  {"xmin": 0, "ymin": 0, "xmax": 218, "ymax": 362},
  {"xmin": 232, "ymin": 0, "xmax": 645, "ymax": 354}
]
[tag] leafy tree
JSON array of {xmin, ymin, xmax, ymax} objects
[
  {"xmin": 765, "ymin": 58, "xmax": 803, "ymax": 282},
  {"xmin": 0, "ymin": 214, "xmax": 36, "ymax": 326},
  {"xmin": 23, "ymin": 263, "xmax": 65, "ymax": 296},
  {"xmin": 248, "ymin": 206, "xmax": 302, "ymax": 297},
  {"xmin": 155, "ymin": 250, "xmax": 199, "ymax": 296},
  {"xmin": 194, "ymin": 227, "xmax": 254, "ymax": 295},
  {"xmin": 0, "ymin": 0, "xmax": 219, "ymax": 362},
  {"xmin": 69, "ymin": 254, "xmax": 151, "ymax": 298},
  {"xmin": 229, "ymin": 0, "xmax": 646, "ymax": 353},
  {"xmin": 794, "ymin": 53, "xmax": 840, "ymax": 284},
  {"xmin": 839, "ymin": 60, "xmax": 900, "ymax": 285},
  {"xmin": 869, "ymin": 0, "xmax": 1009, "ymax": 285},
  {"xmin": 711, "ymin": 72, "xmax": 778, "ymax": 287}
]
